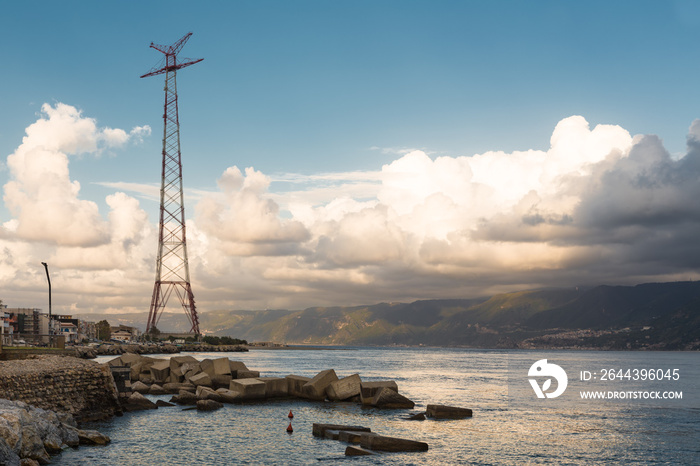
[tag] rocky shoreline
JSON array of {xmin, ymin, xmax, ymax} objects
[{"xmin": 72, "ymin": 342, "xmax": 248, "ymax": 359}]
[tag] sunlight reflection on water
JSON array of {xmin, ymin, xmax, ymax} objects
[{"xmin": 53, "ymin": 348, "xmax": 699, "ymax": 465}]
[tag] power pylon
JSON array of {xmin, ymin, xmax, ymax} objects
[{"xmin": 141, "ymin": 32, "xmax": 203, "ymax": 335}]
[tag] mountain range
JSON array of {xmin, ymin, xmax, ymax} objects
[{"xmin": 86, "ymin": 281, "xmax": 700, "ymax": 350}]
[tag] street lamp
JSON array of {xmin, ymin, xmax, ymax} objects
[{"xmin": 41, "ymin": 262, "xmax": 52, "ymax": 336}]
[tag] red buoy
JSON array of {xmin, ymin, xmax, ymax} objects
[
  {"xmin": 287, "ymin": 422, "xmax": 293, "ymax": 433},
  {"xmin": 288, "ymin": 410, "xmax": 294, "ymax": 419}
]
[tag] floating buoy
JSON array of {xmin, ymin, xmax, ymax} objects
[
  {"xmin": 286, "ymin": 422, "xmax": 293, "ymax": 433},
  {"xmin": 288, "ymin": 410, "xmax": 294, "ymax": 419}
]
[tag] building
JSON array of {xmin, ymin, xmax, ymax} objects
[
  {"xmin": 59, "ymin": 322, "xmax": 79, "ymax": 343},
  {"xmin": 110, "ymin": 325, "xmax": 141, "ymax": 342},
  {"xmin": 5, "ymin": 308, "xmax": 42, "ymax": 335}
]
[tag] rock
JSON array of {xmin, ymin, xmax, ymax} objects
[
  {"xmin": 77, "ymin": 429, "xmax": 111, "ymax": 446},
  {"xmin": 129, "ymin": 362, "xmax": 143, "ymax": 381},
  {"xmin": 170, "ymin": 355, "xmax": 198, "ymax": 370},
  {"xmin": 360, "ymin": 434, "xmax": 428, "ymax": 452},
  {"xmin": 131, "ymin": 381, "xmax": 151, "ymax": 394},
  {"xmin": 18, "ymin": 423, "xmax": 50, "ymax": 464},
  {"xmin": 120, "ymin": 353, "xmax": 143, "ymax": 366},
  {"xmin": 149, "ymin": 360, "xmax": 171, "ymax": 384},
  {"xmin": 229, "ymin": 379, "xmax": 266, "ymax": 400},
  {"xmin": 188, "ymin": 372, "xmax": 212, "ymax": 387},
  {"xmin": 345, "ymin": 446, "xmax": 374, "ymax": 456},
  {"xmin": 406, "ymin": 412, "xmax": 426, "ymax": 421},
  {"xmin": 106, "ymin": 356, "xmax": 124, "ymax": 367},
  {"xmin": 360, "ymin": 381, "xmax": 398, "ymax": 405},
  {"xmin": 20, "ymin": 458, "xmax": 39, "ymax": 466},
  {"xmin": 371, "ymin": 387, "xmax": 415, "ymax": 409},
  {"xmin": 195, "ymin": 386, "xmax": 223, "ymax": 402},
  {"xmin": 257, "ymin": 377, "xmax": 288, "ymax": 398},
  {"xmin": 326, "ymin": 374, "xmax": 361, "ymax": 401},
  {"xmin": 155, "ymin": 400, "xmax": 175, "ymax": 408},
  {"xmin": 312, "ymin": 423, "xmax": 371, "ymax": 438},
  {"xmin": 196, "ymin": 400, "xmax": 223, "ymax": 411},
  {"xmin": 302, "ymin": 369, "xmax": 338, "ymax": 401},
  {"xmin": 149, "ymin": 384, "xmax": 166, "ymax": 395},
  {"xmin": 0, "ymin": 437, "xmax": 20, "ymax": 466},
  {"xmin": 138, "ymin": 373, "xmax": 154, "ymax": 385},
  {"xmin": 211, "ymin": 358, "xmax": 232, "ymax": 376},
  {"xmin": 180, "ymin": 362, "xmax": 201, "ymax": 377},
  {"xmin": 236, "ymin": 370, "xmax": 260, "ymax": 379},
  {"xmin": 425, "ymin": 404, "xmax": 473, "ymax": 419},
  {"xmin": 285, "ymin": 375, "xmax": 311, "ymax": 398},
  {"xmin": 124, "ymin": 392, "xmax": 157, "ymax": 411}
]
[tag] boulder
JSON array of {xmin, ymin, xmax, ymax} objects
[
  {"xmin": 406, "ymin": 412, "xmax": 426, "ymax": 421},
  {"xmin": 371, "ymin": 387, "xmax": 415, "ymax": 409},
  {"xmin": 211, "ymin": 357, "xmax": 232, "ymax": 376},
  {"xmin": 155, "ymin": 400, "xmax": 175, "ymax": 408},
  {"xmin": 195, "ymin": 386, "xmax": 223, "ymax": 402},
  {"xmin": 360, "ymin": 434, "xmax": 428, "ymax": 452},
  {"xmin": 360, "ymin": 381, "xmax": 398, "ymax": 405},
  {"xmin": 149, "ymin": 360, "xmax": 171, "ymax": 384},
  {"xmin": 170, "ymin": 355, "xmax": 198, "ymax": 370},
  {"xmin": 229, "ymin": 379, "xmax": 266, "ymax": 400},
  {"xmin": 188, "ymin": 372, "xmax": 212, "ymax": 387},
  {"xmin": 302, "ymin": 369, "xmax": 338, "ymax": 401},
  {"xmin": 77, "ymin": 429, "xmax": 111, "ymax": 446},
  {"xmin": 229, "ymin": 360, "xmax": 248, "ymax": 377},
  {"xmin": 131, "ymin": 381, "xmax": 151, "ymax": 394},
  {"xmin": 138, "ymin": 373, "xmax": 154, "ymax": 385},
  {"xmin": 326, "ymin": 374, "xmax": 361, "ymax": 401},
  {"xmin": 257, "ymin": 377, "xmax": 288, "ymax": 398},
  {"xmin": 286, "ymin": 375, "xmax": 311, "ymax": 398},
  {"xmin": 425, "ymin": 404, "xmax": 473, "ymax": 419},
  {"xmin": 196, "ymin": 400, "xmax": 223, "ymax": 412}
]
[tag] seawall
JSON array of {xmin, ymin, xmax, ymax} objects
[{"xmin": 0, "ymin": 355, "xmax": 122, "ymax": 423}]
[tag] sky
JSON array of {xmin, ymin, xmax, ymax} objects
[{"xmin": 2, "ymin": 1, "xmax": 700, "ymax": 322}]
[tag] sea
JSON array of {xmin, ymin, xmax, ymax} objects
[{"xmin": 54, "ymin": 347, "xmax": 699, "ymax": 465}]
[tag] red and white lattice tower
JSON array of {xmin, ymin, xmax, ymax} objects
[{"xmin": 141, "ymin": 33, "xmax": 203, "ymax": 335}]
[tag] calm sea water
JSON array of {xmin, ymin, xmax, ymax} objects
[{"xmin": 54, "ymin": 348, "xmax": 699, "ymax": 465}]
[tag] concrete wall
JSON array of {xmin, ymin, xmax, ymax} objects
[{"xmin": 0, "ymin": 355, "xmax": 121, "ymax": 423}]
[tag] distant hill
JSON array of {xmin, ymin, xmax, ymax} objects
[{"xmin": 78, "ymin": 281, "xmax": 700, "ymax": 350}]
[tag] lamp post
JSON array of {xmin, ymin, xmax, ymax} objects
[{"xmin": 41, "ymin": 262, "xmax": 52, "ymax": 341}]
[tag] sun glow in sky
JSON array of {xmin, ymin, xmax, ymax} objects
[{"xmin": 2, "ymin": 1, "xmax": 700, "ymax": 315}]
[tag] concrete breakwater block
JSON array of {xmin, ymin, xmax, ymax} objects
[
  {"xmin": 196, "ymin": 399, "xmax": 223, "ymax": 411},
  {"xmin": 229, "ymin": 378, "xmax": 266, "ymax": 399},
  {"xmin": 326, "ymin": 373, "xmax": 361, "ymax": 401},
  {"xmin": 426, "ymin": 404, "xmax": 473, "ymax": 419},
  {"xmin": 124, "ymin": 392, "xmax": 157, "ymax": 411},
  {"xmin": 258, "ymin": 377, "xmax": 288, "ymax": 397},
  {"xmin": 131, "ymin": 381, "xmax": 150, "ymax": 394},
  {"xmin": 360, "ymin": 434, "xmax": 429, "ymax": 452},
  {"xmin": 371, "ymin": 387, "xmax": 415, "ymax": 409},
  {"xmin": 188, "ymin": 372, "xmax": 212, "ymax": 387},
  {"xmin": 163, "ymin": 382, "xmax": 196, "ymax": 394},
  {"xmin": 360, "ymin": 380, "xmax": 398, "ymax": 405},
  {"xmin": 303, "ymin": 369, "xmax": 338, "ymax": 401},
  {"xmin": 237, "ymin": 370, "xmax": 260, "ymax": 379},
  {"xmin": 229, "ymin": 360, "xmax": 249, "ymax": 377},
  {"xmin": 345, "ymin": 446, "xmax": 374, "ymax": 456},
  {"xmin": 312, "ymin": 423, "xmax": 371, "ymax": 438},
  {"xmin": 338, "ymin": 430, "xmax": 377, "ymax": 444},
  {"xmin": 149, "ymin": 360, "xmax": 171, "ymax": 384},
  {"xmin": 215, "ymin": 388, "xmax": 241, "ymax": 403},
  {"xmin": 286, "ymin": 375, "xmax": 312, "ymax": 397}
]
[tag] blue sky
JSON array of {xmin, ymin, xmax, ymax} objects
[{"xmin": 2, "ymin": 1, "xmax": 700, "ymax": 319}]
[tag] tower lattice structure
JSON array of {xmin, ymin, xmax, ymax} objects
[{"xmin": 141, "ymin": 33, "xmax": 203, "ymax": 335}]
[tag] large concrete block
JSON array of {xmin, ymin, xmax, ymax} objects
[
  {"xmin": 425, "ymin": 404, "xmax": 473, "ymax": 419},
  {"xmin": 257, "ymin": 377, "xmax": 288, "ymax": 398},
  {"xmin": 130, "ymin": 362, "xmax": 143, "ymax": 381},
  {"xmin": 180, "ymin": 362, "xmax": 201, "ymax": 376},
  {"xmin": 163, "ymin": 383, "xmax": 196, "ymax": 394},
  {"xmin": 211, "ymin": 374, "xmax": 233, "ymax": 389},
  {"xmin": 229, "ymin": 360, "xmax": 248, "ymax": 377},
  {"xmin": 326, "ymin": 374, "xmax": 361, "ymax": 401},
  {"xmin": 215, "ymin": 388, "xmax": 240, "ymax": 403},
  {"xmin": 360, "ymin": 381, "xmax": 398, "ymax": 405},
  {"xmin": 212, "ymin": 357, "xmax": 232, "ymax": 376},
  {"xmin": 360, "ymin": 434, "xmax": 428, "ymax": 452},
  {"xmin": 371, "ymin": 387, "xmax": 414, "ymax": 409},
  {"xmin": 229, "ymin": 378, "xmax": 266, "ymax": 400},
  {"xmin": 120, "ymin": 353, "xmax": 142, "ymax": 366},
  {"xmin": 286, "ymin": 375, "xmax": 311, "ymax": 398},
  {"xmin": 169, "ymin": 355, "xmax": 198, "ymax": 371},
  {"xmin": 188, "ymin": 371, "xmax": 212, "ymax": 387},
  {"xmin": 200, "ymin": 359, "xmax": 215, "ymax": 377},
  {"xmin": 149, "ymin": 360, "xmax": 171, "ymax": 384},
  {"xmin": 236, "ymin": 370, "xmax": 260, "ymax": 379},
  {"xmin": 302, "ymin": 369, "xmax": 338, "ymax": 401},
  {"xmin": 312, "ymin": 423, "xmax": 371, "ymax": 438}
]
